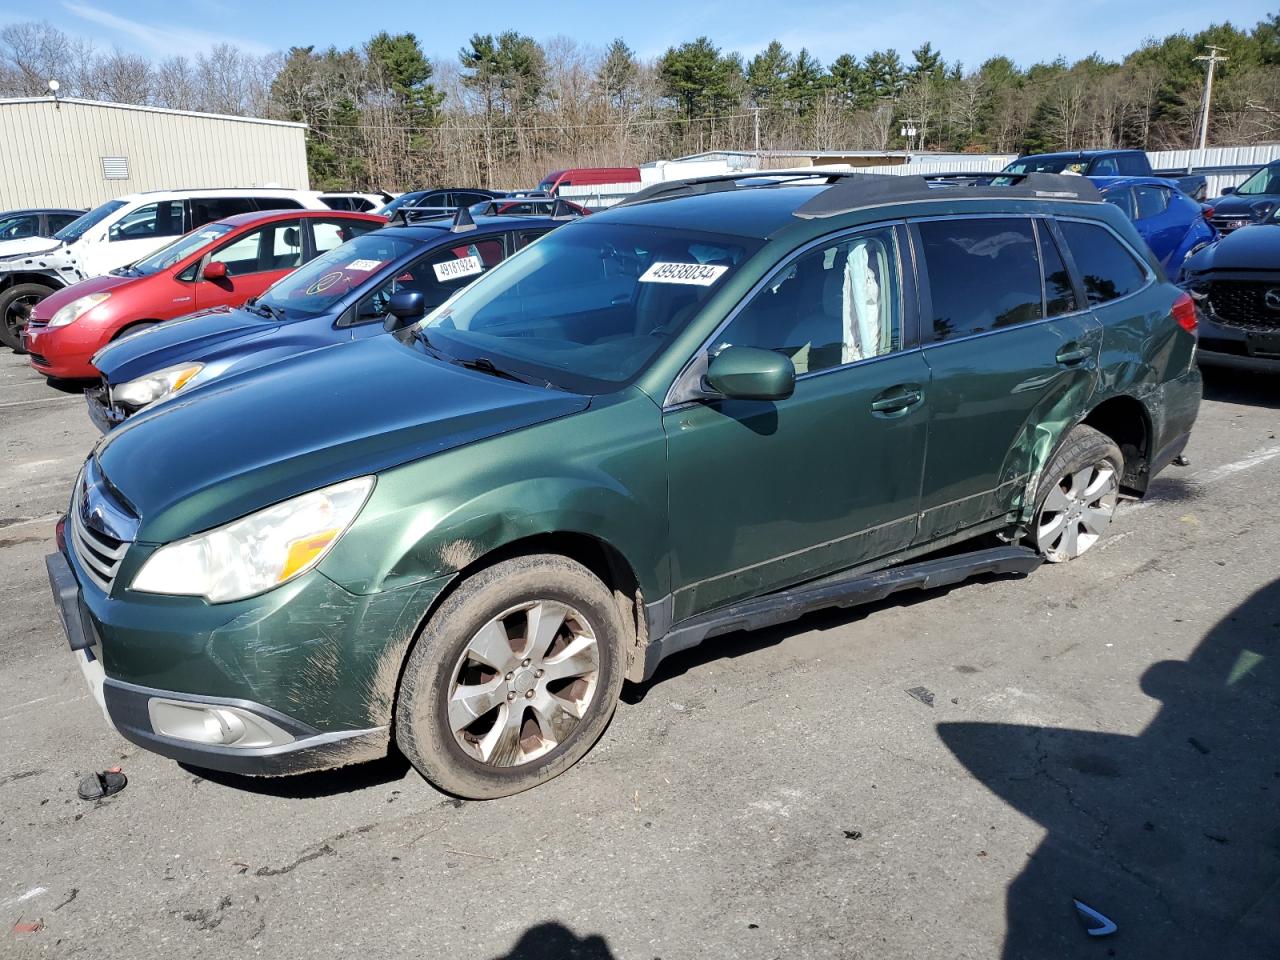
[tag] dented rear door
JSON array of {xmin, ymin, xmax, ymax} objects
[{"xmin": 910, "ymin": 215, "xmax": 1102, "ymax": 543}]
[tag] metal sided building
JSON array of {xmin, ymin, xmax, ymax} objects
[{"xmin": 0, "ymin": 97, "xmax": 309, "ymax": 210}]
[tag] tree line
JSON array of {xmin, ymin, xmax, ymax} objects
[{"xmin": 2, "ymin": 16, "xmax": 1279, "ymax": 191}]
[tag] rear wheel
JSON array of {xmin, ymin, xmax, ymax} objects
[
  {"xmin": 1030, "ymin": 425, "xmax": 1123, "ymax": 563},
  {"xmin": 0, "ymin": 282, "xmax": 55, "ymax": 352},
  {"xmin": 395, "ymin": 554, "xmax": 627, "ymax": 799}
]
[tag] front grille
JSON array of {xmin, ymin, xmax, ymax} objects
[
  {"xmin": 70, "ymin": 503, "xmax": 129, "ymax": 592},
  {"xmin": 1210, "ymin": 215, "xmax": 1253, "ymax": 233},
  {"xmin": 69, "ymin": 462, "xmax": 137, "ymax": 593},
  {"xmin": 1205, "ymin": 281, "xmax": 1280, "ymax": 330}
]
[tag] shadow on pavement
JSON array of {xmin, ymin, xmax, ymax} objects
[
  {"xmin": 938, "ymin": 578, "xmax": 1280, "ymax": 958},
  {"xmin": 180, "ymin": 751, "xmax": 411, "ymax": 798},
  {"xmin": 1200, "ymin": 365, "xmax": 1280, "ymax": 410},
  {"xmin": 487, "ymin": 922, "xmax": 616, "ymax": 959}
]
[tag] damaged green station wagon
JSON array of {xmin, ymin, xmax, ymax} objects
[{"xmin": 48, "ymin": 172, "xmax": 1201, "ymax": 798}]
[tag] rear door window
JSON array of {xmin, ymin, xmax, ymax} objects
[
  {"xmin": 254, "ymin": 196, "xmax": 305, "ymax": 211},
  {"xmin": 47, "ymin": 213, "xmax": 80, "ymax": 232},
  {"xmin": 189, "ymin": 197, "xmax": 255, "ymax": 227},
  {"xmin": 1115, "ymin": 154, "xmax": 1148, "ymax": 175},
  {"xmin": 1056, "ymin": 220, "xmax": 1149, "ymax": 306},
  {"xmin": 1102, "ymin": 188, "xmax": 1135, "ymax": 220},
  {"xmin": 1133, "ymin": 186, "xmax": 1169, "ymax": 220},
  {"xmin": 916, "ymin": 217, "xmax": 1043, "ymax": 340},
  {"xmin": 109, "ymin": 200, "xmax": 186, "ymax": 241},
  {"xmin": 310, "ymin": 218, "xmax": 382, "ymax": 256},
  {"xmin": 207, "ymin": 220, "xmax": 303, "ymax": 276}
]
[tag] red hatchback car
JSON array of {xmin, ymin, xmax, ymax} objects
[{"xmin": 24, "ymin": 209, "xmax": 385, "ymax": 379}]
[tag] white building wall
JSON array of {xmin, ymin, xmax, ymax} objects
[{"xmin": 0, "ymin": 98, "xmax": 309, "ymax": 210}]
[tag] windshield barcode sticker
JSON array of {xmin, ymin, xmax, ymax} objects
[
  {"xmin": 346, "ymin": 258, "xmax": 382, "ymax": 271},
  {"xmin": 639, "ymin": 262, "xmax": 728, "ymax": 286},
  {"xmin": 434, "ymin": 255, "xmax": 484, "ymax": 282}
]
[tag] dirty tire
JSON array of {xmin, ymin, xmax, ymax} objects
[
  {"xmin": 1029, "ymin": 425, "xmax": 1123, "ymax": 563},
  {"xmin": 395, "ymin": 554, "xmax": 627, "ymax": 799},
  {"xmin": 0, "ymin": 282, "xmax": 54, "ymax": 352}
]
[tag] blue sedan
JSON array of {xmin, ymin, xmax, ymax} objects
[
  {"xmin": 1090, "ymin": 176, "xmax": 1215, "ymax": 276},
  {"xmin": 87, "ymin": 211, "xmax": 573, "ymax": 431}
]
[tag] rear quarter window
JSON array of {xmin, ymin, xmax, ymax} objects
[{"xmin": 1056, "ymin": 220, "xmax": 1149, "ymax": 306}]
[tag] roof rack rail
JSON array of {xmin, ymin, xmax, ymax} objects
[{"xmin": 615, "ymin": 169, "xmax": 1100, "ymax": 218}]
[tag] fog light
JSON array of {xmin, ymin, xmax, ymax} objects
[{"xmin": 148, "ymin": 699, "xmax": 294, "ymax": 748}]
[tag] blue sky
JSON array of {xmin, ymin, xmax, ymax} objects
[{"xmin": 4, "ymin": 0, "xmax": 1276, "ymax": 68}]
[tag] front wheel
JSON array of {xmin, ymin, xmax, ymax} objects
[
  {"xmin": 395, "ymin": 554, "xmax": 628, "ymax": 799},
  {"xmin": 0, "ymin": 282, "xmax": 55, "ymax": 352},
  {"xmin": 1029, "ymin": 425, "xmax": 1123, "ymax": 563}
]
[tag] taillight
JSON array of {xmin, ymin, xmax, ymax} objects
[
  {"xmin": 55, "ymin": 515, "xmax": 67, "ymax": 554},
  {"xmin": 1201, "ymin": 204, "xmax": 1214, "ymax": 220},
  {"xmin": 1171, "ymin": 291, "xmax": 1198, "ymax": 334}
]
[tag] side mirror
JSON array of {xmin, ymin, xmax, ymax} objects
[
  {"xmin": 1221, "ymin": 186, "xmax": 1236, "ymax": 195},
  {"xmin": 202, "ymin": 260, "xmax": 228, "ymax": 281},
  {"xmin": 705, "ymin": 346, "xmax": 795, "ymax": 401},
  {"xmin": 383, "ymin": 289, "xmax": 426, "ymax": 332}
]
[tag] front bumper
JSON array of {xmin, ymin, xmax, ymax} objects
[
  {"xmin": 47, "ymin": 539, "xmax": 448, "ymax": 776},
  {"xmin": 103, "ymin": 678, "xmax": 389, "ymax": 776},
  {"xmin": 24, "ymin": 324, "xmax": 99, "ymax": 379},
  {"xmin": 1197, "ymin": 314, "xmax": 1280, "ymax": 374},
  {"xmin": 84, "ymin": 382, "xmax": 127, "ymax": 433}
]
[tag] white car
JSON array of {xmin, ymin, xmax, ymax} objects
[{"xmin": 0, "ymin": 188, "xmax": 330, "ymax": 350}]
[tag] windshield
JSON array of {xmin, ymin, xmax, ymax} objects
[
  {"xmin": 257, "ymin": 231, "xmax": 418, "ymax": 318},
  {"xmin": 124, "ymin": 223, "xmax": 234, "ymax": 276},
  {"xmin": 1003, "ymin": 157, "xmax": 1085, "ymax": 175},
  {"xmin": 1233, "ymin": 163, "xmax": 1280, "ymax": 196},
  {"xmin": 419, "ymin": 222, "xmax": 761, "ymax": 393},
  {"xmin": 376, "ymin": 192, "xmax": 428, "ymax": 217},
  {"xmin": 54, "ymin": 199, "xmax": 127, "ymax": 243}
]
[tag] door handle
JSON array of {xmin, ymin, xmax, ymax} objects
[
  {"xmin": 1055, "ymin": 344, "xmax": 1092, "ymax": 366},
  {"xmin": 870, "ymin": 385, "xmax": 924, "ymax": 414}
]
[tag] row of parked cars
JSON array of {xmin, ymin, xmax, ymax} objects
[{"xmin": 26, "ymin": 154, "xmax": 1264, "ymax": 801}]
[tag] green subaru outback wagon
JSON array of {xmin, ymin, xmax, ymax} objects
[{"xmin": 49, "ymin": 172, "xmax": 1201, "ymax": 798}]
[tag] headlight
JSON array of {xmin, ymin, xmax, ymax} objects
[
  {"xmin": 112, "ymin": 362, "xmax": 204, "ymax": 409},
  {"xmin": 131, "ymin": 477, "xmax": 374, "ymax": 602},
  {"xmin": 48, "ymin": 292, "xmax": 110, "ymax": 327}
]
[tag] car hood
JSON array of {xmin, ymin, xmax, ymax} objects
[
  {"xmin": 1211, "ymin": 193, "xmax": 1280, "ymax": 218},
  {"xmin": 94, "ymin": 305, "xmax": 275, "ymax": 381},
  {"xmin": 32, "ymin": 274, "xmax": 135, "ymax": 321},
  {"xmin": 1184, "ymin": 224, "xmax": 1280, "ymax": 273},
  {"xmin": 0, "ymin": 236, "xmax": 62, "ymax": 261},
  {"xmin": 94, "ymin": 335, "xmax": 591, "ymax": 543}
]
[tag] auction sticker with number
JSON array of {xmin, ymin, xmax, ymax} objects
[
  {"xmin": 434, "ymin": 255, "xmax": 484, "ymax": 282},
  {"xmin": 638, "ymin": 262, "xmax": 729, "ymax": 286},
  {"xmin": 346, "ymin": 258, "xmax": 383, "ymax": 271}
]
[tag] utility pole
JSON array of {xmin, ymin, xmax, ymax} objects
[
  {"xmin": 752, "ymin": 107, "xmax": 761, "ymax": 165},
  {"xmin": 1194, "ymin": 45, "xmax": 1228, "ymax": 151}
]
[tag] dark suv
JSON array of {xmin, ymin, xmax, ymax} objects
[{"xmin": 47, "ymin": 172, "xmax": 1201, "ymax": 798}]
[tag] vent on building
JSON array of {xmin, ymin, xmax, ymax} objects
[{"xmin": 101, "ymin": 156, "xmax": 129, "ymax": 180}]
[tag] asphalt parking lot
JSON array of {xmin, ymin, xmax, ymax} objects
[{"xmin": 1, "ymin": 350, "xmax": 1277, "ymax": 960}]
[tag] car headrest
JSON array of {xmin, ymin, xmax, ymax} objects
[{"xmin": 283, "ymin": 227, "xmax": 299, "ymax": 247}]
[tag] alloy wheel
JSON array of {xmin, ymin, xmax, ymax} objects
[
  {"xmin": 1036, "ymin": 461, "xmax": 1120, "ymax": 562},
  {"xmin": 446, "ymin": 600, "xmax": 600, "ymax": 767}
]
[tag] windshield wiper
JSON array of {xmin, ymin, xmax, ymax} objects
[
  {"xmin": 245, "ymin": 298, "xmax": 285, "ymax": 321},
  {"xmin": 450, "ymin": 355, "xmax": 554, "ymax": 388}
]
